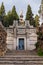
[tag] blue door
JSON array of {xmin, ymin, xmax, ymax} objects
[{"xmin": 19, "ymin": 38, "xmax": 24, "ymax": 50}]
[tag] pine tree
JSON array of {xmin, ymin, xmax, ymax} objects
[
  {"xmin": 6, "ymin": 6, "xmax": 19, "ymax": 25},
  {"xmin": 34, "ymin": 15, "xmax": 39, "ymax": 27},
  {"xmin": 12, "ymin": 5, "xmax": 19, "ymax": 20},
  {"xmin": 1, "ymin": 2, "xmax": 5, "ymax": 16},
  {"xmin": 7, "ymin": 11, "xmax": 13, "ymax": 25},
  {"xmin": 26, "ymin": 5, "xmax": 34, "ymax": 25},
  {"xmin": 0, "ymin": 2, "xmax": 6, "ymax": 25},
  {"xmin": 3, "ymin": 15, "xmax": 9, "ymax": 27}
]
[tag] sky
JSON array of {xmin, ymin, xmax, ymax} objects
[{"xmin": 0, "ymin": 0, "xmax": 41, "ymax": 18}]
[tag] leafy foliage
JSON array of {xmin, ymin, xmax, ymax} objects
[
  {"xmin": 0, "ymin": 2, "xmax": 5, "ymax": 23},
  {"xmin": 0, "ymin": 2, "xmax": 19, "ymax": 27},
  {"xmin": 34, "ymin": 15, "xmax": 39, "ymax": 27},
  {"xmin": 36, "ymin": 24, "xmax": 43, "ymax": 56},
  {"xmin": 38, "ymin": 48, "xmax": 43, "ymax": 56},
  {"xmin": 26, "ymin": 5, "xmax": 38, "ymax": 27},
  {"xmin": 3, "ymin": 15, "xmax": 9, "ymax": 27},
  {"xmin": 12, "ymin": 6, "xmax": 19, "ymax": 20},
  {"xmin": 35, "ymin": 42, "xmax": 39, "ymax": 49},
  {"xmin": 26, "ymin": 5, "xmax": 34, "ymax": 26}
]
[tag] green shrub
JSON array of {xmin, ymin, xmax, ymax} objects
[
  {"xmin": 35, "ymin": 42, "xmax": 39, "ymax": 49},
  {"xmin": 38, "ymin": 48, "xmax": 43, "ymax": 56}
]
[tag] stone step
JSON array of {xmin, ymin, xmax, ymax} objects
[
  {"xmin": 0, "ymin": 54, "xmax": 43, "ymax": 57},
  {"xmin": 0, "ymin": 55, "xmax": 43, "ymax": 58},
  {"xmin": 0, "ymin": 56, "xmax": 43, "ymax": 61},
  {"xmin": 0, "ymin": 64, "xmax": 43, "ymax": 65},
  {"xmin": 0, "ymin": 51, "xmax": 43, "ymax": 65},
  {"xmin": 0, "ymin": 55, "xmax": 43, "ymax": 65},
  {"xmin": 0, "ymin": 61, "xmax": 43, "ymax": 65},
  {"xmin": 0, "ymin": 58, "xmax": 42, "ymax": 61},
  {"xmin": 6, "ymin": 50, "xmax": 37, "ymax": 55}
]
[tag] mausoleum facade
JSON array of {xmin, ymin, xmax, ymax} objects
[{"xmin": 6, "ymin": 12, "xmax": 37, "ymax": 50}]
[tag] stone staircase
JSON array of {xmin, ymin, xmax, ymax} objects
[
  {"xmin": 6, "ymin": 50, "xmax": 37, "ymax": 55},
  {"xmin": 0, "ymin": 50, "xmax": 43, "ymax": 65}
]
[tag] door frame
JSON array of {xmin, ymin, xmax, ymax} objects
[
  {"xmin": 19, "ymin": 38, "xmax": 24, "ymax": 50},
  {"xmin": 17, "ymin": 37, "xmax": 26, "ymax": 50}
]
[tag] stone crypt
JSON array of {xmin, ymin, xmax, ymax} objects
[{"xmin": 6, "ymin": 11, "xmax": 37, "ymax": 51}]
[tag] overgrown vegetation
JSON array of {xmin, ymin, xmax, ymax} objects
[
  {"xmin": 37, "ymin": 48, "xmax": 43, "ymax": 56},
  {"xmin": 35, "ymin": 23, "xmax": 43, "ymax": 56}
]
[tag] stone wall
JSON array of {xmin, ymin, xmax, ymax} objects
[
  {"xmin": 6, "ymin": 28, "xmax": 14, "ymax": 50},
  {"xmin": 6, "ymin": 20, "xmax": 37, "ymax": 50}
]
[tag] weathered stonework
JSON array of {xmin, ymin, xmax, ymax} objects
[
  {"xmin": 6, "ymin": 20, "xmax": 37, "ymax": 50},
  {"xmin": 6, "ymin": 12, "xmax": 37, "ymax": 50},
  {"xmin": 0, "ymin": 22, "xmax": 7, "ymax": 56}
]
